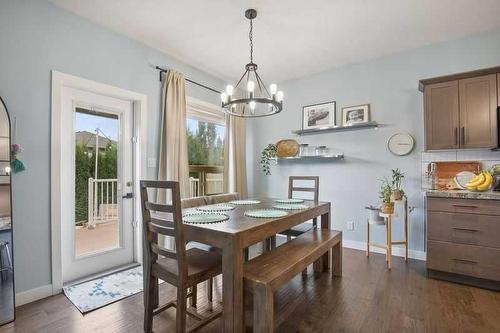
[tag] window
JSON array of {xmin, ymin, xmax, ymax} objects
[{"xmin": 186, "ymin": 97, "xmax": 225, "ymax": 197}]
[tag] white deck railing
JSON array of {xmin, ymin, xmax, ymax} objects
[{"xmin": 88, "ymin": 178, "xmax": 118, "ymax": 228}]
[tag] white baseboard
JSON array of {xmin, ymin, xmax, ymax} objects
[
  {"xmin": 15, "ymin": 284, "xmax": 54, "ymax": 307},
  {"xmin": 342, "ymin": 239, "xmax": 426, "ymax": 261}
]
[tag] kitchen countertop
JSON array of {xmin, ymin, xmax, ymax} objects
[{"xmin": 425, "ymin": 189, "xmax": 500, "ymax": 200}]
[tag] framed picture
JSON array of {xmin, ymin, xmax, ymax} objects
[
  {"xmin": 342, "ymin": 104, "xmax": 370, "ymax": 126},
  {"xmin": 302, "ymin": 101, "xmax": 336, "ymax": 130}
]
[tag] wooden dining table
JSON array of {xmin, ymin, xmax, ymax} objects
[{"xmin": 182, "ymin": 198, "xmax": 332, "ymax": 332}]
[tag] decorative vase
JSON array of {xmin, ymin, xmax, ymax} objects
[
  {"xmin": 381, "ymin": 202, "xmax": 394, "ymax": 214},
  {"xmin": 392, "ymin": 189, "xmax": 403, "ymax": 201}
]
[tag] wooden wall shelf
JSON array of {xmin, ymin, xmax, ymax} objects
[{"xmin": 292, "ymin": 121, "xmax": 378, "ymax": 136}]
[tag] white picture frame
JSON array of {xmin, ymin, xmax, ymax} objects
[
  {"xmin": 342, "ymin": 104, "xmax": 370, "ymax": 126},
  {"xmin": 302, "ymin": 101, "xmax": 336, "ymax": 130}
]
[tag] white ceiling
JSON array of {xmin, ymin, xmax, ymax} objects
[{"xmin": 48, "ymin": 0, "xmax": 500, "ymax": 83}]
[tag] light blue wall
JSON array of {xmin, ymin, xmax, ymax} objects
[
  {"xmin": 0, "ymin": 0, "xmax": 224, "ymax": 292},
  {"xmin": 248, "ymin": 29, "xmax": 500, "ymax": 254}
]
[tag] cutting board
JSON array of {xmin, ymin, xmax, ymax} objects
[
  {"xmin": 427, "ymin": 161, "xmax": 482, "ymax": 179},
  {"xmin": 427, "ymin": 161, "xmax": 482, "ymax": 190}
]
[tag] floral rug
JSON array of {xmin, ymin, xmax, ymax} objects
[{"xmin": 63, "ymin": 266, "xmax": 145, "ymax": 314}]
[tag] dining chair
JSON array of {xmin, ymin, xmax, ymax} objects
[
  {"xmin": 141, "ymin": 180, "xmax": 222, "ymax": 333},
  {"xmin": 205, "ymin": 192, "xmax": 240, "ymax": 204},
  {"xmin": 0, "ymin": 241, "xmax": 13, "ymax": 281},
  {"xmin": 279, "ymin": 176, "xmax": 320, "ymax": 240}
]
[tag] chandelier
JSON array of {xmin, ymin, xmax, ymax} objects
[{"xmin": 221, "ymin": 9, "xmax": 283, "ymax": 118}]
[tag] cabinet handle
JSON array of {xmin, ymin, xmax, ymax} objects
[
  {"xmin": 461, "ymin": 127, "xmax": 465, "ymax": 146},
  {"xmin": 452, "ymin": 204, "xmax": 478, "ymax": 209},
  {"xmin": 452, "ymin": 227, "xmax": 479, "ymax": 232},
  {"xmin": 454, "ymin": 127, "xmax": 458, "ymax": 146},
  {"xmin": 452, "ymin": 258, "xmax": 477, "ymax": 265}
]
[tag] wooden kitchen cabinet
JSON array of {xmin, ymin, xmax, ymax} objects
[
  {"xmin": 424, "ymin": 81, "xmax": 459, "ymax": 150},
  {"xmin": 427, "ymin": 197, "xmax": 500, "ymax": 289},
  {"xmin": 420, "ymin": 66, "xmax": 500, "ymax": 151},
  {"xmin": 459, "ymin": 74, "xmax": 497, "ymax": 149}
]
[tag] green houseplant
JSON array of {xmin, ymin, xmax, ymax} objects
[
  {"xmin": 379, "ymin": 180, "xmax": 394, "ymax": 214},
  {"xmin": 391, "ymin": 168, "xmax": 405, "ymax": 201},
  {"xmin": 260, "ymin": 144, "xmax": 277, "ymax": 175}
]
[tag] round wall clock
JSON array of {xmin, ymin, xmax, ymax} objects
[{"xmin": 387, "ymin": 133, "xmax": 415, "ymax": 156}]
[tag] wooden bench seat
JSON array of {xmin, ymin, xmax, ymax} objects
[{"xmin": 244, "ymin": 228, "xmax": 342, "ymax": 332}]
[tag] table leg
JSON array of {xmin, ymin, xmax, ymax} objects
[{"xmin": 222, "ymin": 238, "xmax": 244, "ymax": 333}]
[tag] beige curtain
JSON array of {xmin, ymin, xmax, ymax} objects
[
  {"xmin": 158, "ymin": 70, "xmax": 190, "ymax": 199},
  {"xmin": 224, "ymin": 115, "xmax": 248, "ymax": 198},
  {"xmin": 157, "ymin": 70, "xmax": 190, "ymax": 249}
]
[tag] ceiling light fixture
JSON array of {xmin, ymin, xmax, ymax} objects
[{"xmin": 221, "ymin": 9, "xmax": 283, "ymax": 118}]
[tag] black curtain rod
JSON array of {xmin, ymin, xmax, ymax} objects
[{"xmin": 155, "ymin": 66, "xmax": 221, "ymax": 94}]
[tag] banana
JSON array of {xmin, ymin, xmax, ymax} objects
[
  {"xmin": 477, "ymin": 172, "xmax": 493, "ymax": 191},
  {"xmin": 466, "ymin": 173, "xmax": 486, "ymax": 187}
]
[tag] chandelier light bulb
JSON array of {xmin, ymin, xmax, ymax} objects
[
  {"xmin": 4, "ymin": 166, "xmax": 11, "ymax": 174},
  {"xmin": 276, "ymin": 91, "xmax": 284, "ymax": 102},
  {"xmin": 226, "ymin": 85, "xmax": 234, "ymax": 96},
  {"xmin": 247, "ymin": 81, "xmax": 255, "ymax": 93},
  {"xmin": 221, "ymin": 92, "xmax": 228, "ymax": 103},
  {"xmin": 249, "ymin": 101, "xmax": 256, "ymax": 110},
  {"xmin": 269, "ymin": 83, "xmax": 277, "ymax": 95}
]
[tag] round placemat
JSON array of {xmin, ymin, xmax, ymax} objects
[
  {"xmin": 273, "ymin": 203, "xmax": 309, "ymax": 210},
  {"xmin": 182, "ymin": 213, "xmax": 229, "ymax": 224},
  {"xmin": 196, "ymin": 204, "xmax": 235, "ymax": 212},
  {"xmin": 244, "ymin": 209, "xmax": 289, "ymax": 218},
  {"xmin": 229, "ymin": 199, "xmax": 261, "ymax": 205},
  {"xmin": 275, "ymin": 198, "xmax": 304, "ymax": 204}
]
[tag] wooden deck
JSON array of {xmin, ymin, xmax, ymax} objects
[
  {"xmin": 75, "ymin": 220, "xmax": 119, "ymax": 256},
  {"xmin": 3, "ymin": 248, "xmax": 500, "ymax": 332}
]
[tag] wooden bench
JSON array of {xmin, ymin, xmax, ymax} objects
[{"xmin": 244, "ymin": 228, "xmax": 342, "ymax": 332}]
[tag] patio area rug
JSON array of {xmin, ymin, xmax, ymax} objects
[{"xmin": 63, "ymin": 266, "xmax": 146, "ymax": 314}]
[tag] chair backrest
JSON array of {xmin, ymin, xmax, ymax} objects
[
  {"xmin": 140, "ymin": 180, "xmax": 187, "ymax": 281},
  {"xmin": 288, "ymin": 176, "xmax": 319, "ymax": 202},
  {"xmin": 206, "ymin": 192, "xmax": 240, "ymax": 204},
  {"xmin": 181, "ymin": 196, "xmax": 208, "ymax": 209}
]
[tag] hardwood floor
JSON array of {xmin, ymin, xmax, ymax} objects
[{"xmin": 2, "ymin": 248, "xmax": 500, "ymax": 332}]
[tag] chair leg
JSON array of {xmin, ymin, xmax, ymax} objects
[
  {"xmin": 207, "ymin": 278, "xmax": 213, "ymax": 303},
  {"xmin": 254, "ymin": 284, "xmax": 273, "ymax": 333},
  {"xmin": 271, "ymin": 235, "xmax": 276, "ymax": 249},
  {"xmin": 190, "ymin": 284, "xmax": 197, "ymax": 308},
  {"xmin": 152, "ymin": 277, "xmax": 159, "ymax": 309},
  {"xmin": 366, "ymin": 221, "xmax": 370, "ymax": 257},
  {"xmin": 301, "ymin": 266, "xmax": 308, "ymax": 277},
  {"xmin": 286, "ymin": 235, "xmax": 292, "ymax": 242},
  {"xmin": 332, "ymin": 240, "xmax": 342, "ymax": 277},
  {"xmin": 176, "ymin": 286, "xmax": 188, "ymax": 333},
  {"xmin": 244, "ymin": 247, "xmax": 250, "ymax": 262},
  {"xmin": 143, "ymin": 274, "xmax": 155, "ymax": 333}
]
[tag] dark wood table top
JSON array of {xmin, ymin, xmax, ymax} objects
[{"xmin": 181, "ymin": 198, "xmax": 331, "ymax": 247}]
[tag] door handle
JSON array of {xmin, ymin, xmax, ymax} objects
[{"xmin": 122, "ymin": 192, "xmax": 133, "ymax": 199}]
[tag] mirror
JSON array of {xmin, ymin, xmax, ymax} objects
[{"xmin": 0, "ymin": 96, "xmax": 14, "ymax": 326}]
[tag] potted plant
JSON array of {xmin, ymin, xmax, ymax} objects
[
  {"xmin": 260, "ymin": 143, "xmax": 277, "ymax": 175},
  {"xmin": 391, "ymin": 168, "xmax": 405, "ymax": 201},
  {"xmin": 379, "ymin": 181, "xmax": 394, "ymax": 214}
]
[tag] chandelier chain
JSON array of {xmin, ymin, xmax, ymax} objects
[{"xmin": 249, "ymin": 18, "xmax": 254, "ymax": 63}]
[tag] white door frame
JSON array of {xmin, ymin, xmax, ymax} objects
[{"xmin": 51, "ymin": 71, "xmax": 147, "ymax": 294}]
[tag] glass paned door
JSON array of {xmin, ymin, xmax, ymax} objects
[{"xmin": 61, "ymin": 87, "xmax": 135, "ymax": 284}]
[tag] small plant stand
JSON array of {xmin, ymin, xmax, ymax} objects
[{"xmin": 366, "ymin": 199, "xmax": 409, "ymax": 270}]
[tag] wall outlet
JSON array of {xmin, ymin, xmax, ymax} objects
[{"xmin": 347, "ymin": 221, "xmax": 355, "ymax": 231}]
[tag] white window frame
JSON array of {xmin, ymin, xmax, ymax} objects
[{"xmin": 186, "ymin": 96, "xmax": 225, "ymax": 125}]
